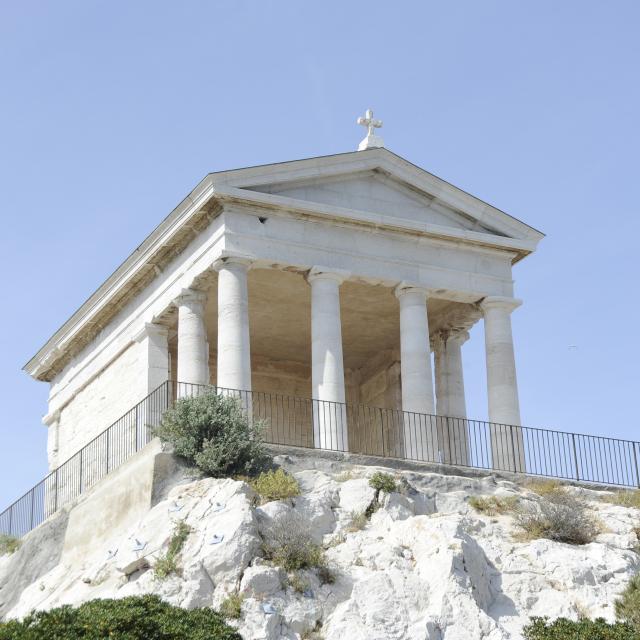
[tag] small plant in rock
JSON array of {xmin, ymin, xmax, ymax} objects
[
  {"xmin": 523, "ymin": 616, "xmax": 636, "ymax": 639},
  {"xmin": 251, "ymin": 469, "xmax": 300, "ymax": 503},
  {"xmin": 469, "ymin": 495, "xmax": 519, "ymax": 516},
  {"xmin": 602, "ymin": 490, "xmax": 640, "ymax": 510},
  {"xmin": 515, "ymin": 488, "xmax": 600, "ymax": 545},
  {"xmin": 345, "ymin": 510, "xmax": 368, "ymax": 533},
  {"xmin": 287, "ymin": 572, "xmax": 310, "ymax": 594},
  {"xmin": 317, "ymin": 564, "xmax": 336, "ymax": 585},
  {"xmin": 525, "ymin": 478, "xmax": 563, "ymax": 496},
  {"xmin": 154, "ymin": 520, "xmax": 192, "ymax": 579},
  {"xmin": 335, "ymin": 470, "xmax": 356, "ymax": 482},
  {"xmin": 219, "ymin": 592, "xmax": 244, "ymax": 620},
  {"xmin": 0, "ymin": 534, "xmax": 20, "ymax": 556},
  {"xmin": 615, "ymin": 573, "xmax": 640, "ymax": 632},
  {"xmin": 155, "ymin": 392, "xmax": 271, "ymax": 478},
  {"xmin": 368, "ymin": 472, "xmax": 397, "ymax": 494},
  {"xmin": 262, "ymin": 512, "xmax": 327, "ymax": 572}
]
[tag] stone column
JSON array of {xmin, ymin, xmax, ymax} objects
[
  {"xmin": 395, "ymin": 283, "xmax": 436, "ymax": 461},
  {"xmin": 135, "ymin": 322, "xmax": 170, "ymax": 394},
  {"xmin": 434, "ymin": 330, "xmax": 470, "ymax": 465},
  {"xmin": 308, "ymin": 267, "xmax": 349, "ymax": 451},
  {"xmin": 134, "ymin": 322, "xmax": 170, "ymax": 443},
  {"xmin": 176, "ymin": 289, "xmax": 210, "ymax": 396},
  {"xmin": 215, "ymin": 257, "xmax": 253, "ymax": 395},
  {"xmin": 481, "ymin": 296, "xmax": 525, "ymax": 472}
]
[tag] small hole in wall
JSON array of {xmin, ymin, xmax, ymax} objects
[{"xmin": 258, "ymin": 217, "xmax": 268, "ymax": 224}]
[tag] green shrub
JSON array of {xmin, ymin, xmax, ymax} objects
[
  {"xmin": 0, "ymin": 534, "xmax": 20, "ymax": 556},
  {"xmin": 615, "ymin": 573, "xmax": 640, "ymax": 632},
  {"xmin": 469, "ymin": 495, "xmax": 519, "ymax": 516},
  {"xmin": 523, "ymin": 616, "xmax": 636, "ymax": 639},
  {"xmin": 515, "ymin": 488, "xmax": 600, "ymax": 545},
  {"xmin": 219, "ymin": 592, "xmax": 244, "ymax": 620},
  {"xmin": 0, "ymin": 594, "xmax": 242, "ymax": 640},
  {"xmin": 154, "ymin": 520, "xmax": 192, "ymax": 579},
  {"xmin": 155, "ymin": 392, "xmax": 271, "ymax": 477},
  {"xmin": 263, "ymin": 512, "xmax": 327, "ymax": 572},
  {"xmin": 368, "ymin": 472, "xmax": 397, "ymax": 494},
  {"xmin": 251, "ymin": 469, "xmax": 300, "ymax": 502}
]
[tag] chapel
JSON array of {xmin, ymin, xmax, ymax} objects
[{"xmin": 24, "ymin": 111, "xmax": 544, "ymax": 477}]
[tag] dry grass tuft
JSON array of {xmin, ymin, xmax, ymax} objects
[{"xmin": 468, "ymin": 495, "xmax": 519, "ymax": 516}]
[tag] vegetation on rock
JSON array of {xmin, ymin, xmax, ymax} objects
[
  {"xmin": 515, "ymin": 488, "xmax": 600, "ymax": 545},
  {"xmin": 368, "ymin": 472, "xmax": 397, "ymax": 494},
  {"xmin": 468, "ymin": 495, "xmax": 519, "ymax": 516},
  {"xmin": 523, "ymin": 616, "xmax": 636, "ymax": 639},
  {"xmin": 251, "ymin": 468, "xmax": 300, "ymax": 502},
  {"xmin": 615, "ymin": 573, "xmax": 640, "ymax": 632},
  {"xmin": 0, "ymin": 534, "xmax": 20, "ymax": 556},
  {"xmin": 154, "ymin": 520, "xmax": 192, "ymax": 579},
  {"xmin": 262, "ymin": 512, "xmax": 328, "ymax": 573},
  {"xmin": 0, "ymin": 594, "xmax": 242, "ymax": 640},
  {"xmin": 602, "ymin": 490, "xmax": 640, "ymax": 510},
  {"xmin": 155, "ymin": 391, "xmax": 270, "ymax": 477},
  {"xmin": 219, "ymin": 592, "xmax": 244, "ymax": 620}
]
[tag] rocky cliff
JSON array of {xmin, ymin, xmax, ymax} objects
[{"xmin": 1, "ymin": 453, "xmax": 638, "ymax": 640}]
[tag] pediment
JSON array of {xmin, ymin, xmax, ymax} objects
[{"xmin": 243, "ymin": 170, "xmax": 503, "ymax": 236}]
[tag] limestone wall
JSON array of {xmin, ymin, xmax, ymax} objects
[{"xmin": 56, "ymin": 342, "xmax": 146, "ymax": 464}]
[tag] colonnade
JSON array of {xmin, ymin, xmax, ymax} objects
[{"xmin": 166, "ymin": 258, "xmax": 524, "ymax": 471}]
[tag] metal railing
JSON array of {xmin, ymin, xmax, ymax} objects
[
  {"xmin": 0, "ymin": 382, "xmax": 173, "ymax": 538},
  {"xmin": 1, "ymin": 380, "xmax": 639, "ymax": 538}
]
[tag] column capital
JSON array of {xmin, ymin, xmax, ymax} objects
[
  {"xmin": 133, "ymin": 322, "xmax": 169, "ymax": 343},
  {"xmin": 176, "ymin": 288, "xmax": 208, "ymax": 306},
  {"xmin": 307, "ymin": 266, "xmax": 350, "ymax": 285},
  {"xmin": 449, "ymin": 329, "xmax": 470, "ymax": 345},
  {"xmin": 212, "ymin": 252, "xmax": 254, "ymax": 272},
  {"xmin": 394, "ymin": 281, "xmax": 431, "ymax": 301},
  {"xmin": 480, "ymin": 296, "xmax": 522, "ymax": 314}
]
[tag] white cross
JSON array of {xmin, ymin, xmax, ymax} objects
[
  {"xmin": 356, "ymin": 108, "xmax": 384, "ymax": 150},
  {"xmin": 357, "ymin": 109, "xmax": 383, "ymax": 137}
]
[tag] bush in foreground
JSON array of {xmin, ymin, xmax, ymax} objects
[
  {"xmin": 523, "ymin": 616, "xmax": 636, "ymax": 639},
  {"xmin": 515, "ymin": 488, "xmax": 600, "ymax": 545},
  {"xmin": 251, "ymin": 468, "xmax": 300, "ymax": 503},
  {"xmin": 0, "ymin": 594, "xmax": 242, "ymax": 640},
  {"xmin": 155, "ymin": 391, "xmax": 271, "ymax": 477}
]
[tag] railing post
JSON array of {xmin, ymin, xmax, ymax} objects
[
  {"xmin": 29, "ymin": 487, "xmax": 35, "ymax": 530},
  {"xmin": 54, "ymin": 468, "xmax": 59, "ymax": 513},
  {"xmin": 509, "ymin": 425, "xmax": 516, "ymax": 472},
  {"xmin": 8, "ymin": 505, "xmax": 13, "ymax": 537},
  {"xmin": 78, "ymin": 449, "xmax": 83, "ymax": 495},
  {"xmin": 571, "ymin": 433, "xmax": 580, "ymax": 481},
  {"xmin": 633, "ymin": 442, "xmax": 640, "ymax": 488}
]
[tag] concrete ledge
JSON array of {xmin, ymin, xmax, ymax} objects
[{"xmin": 266, "ymin": 443, "xmax": 625, "ymax": 492}]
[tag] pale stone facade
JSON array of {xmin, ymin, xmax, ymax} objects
[{"xmin": 25, "ymin": 144, "xmax": 543, "ymax": 473}]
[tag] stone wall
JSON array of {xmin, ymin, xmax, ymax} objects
[{"xmin": 56, "ymin": 342, "xmax": 146, "ymax": 464}]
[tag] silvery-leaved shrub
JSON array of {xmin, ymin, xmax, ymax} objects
[
  {"xmin": 516, "ymin": 488, "xmax": 600, "ymax": 545},
  {"xmin": 155, "ymin": 392, "xmax": 271, "ymax": 477}
]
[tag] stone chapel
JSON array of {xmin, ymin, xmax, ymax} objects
[{"xmin": 24, "ymin": 111, "xmax": 544, "ymax": 477}]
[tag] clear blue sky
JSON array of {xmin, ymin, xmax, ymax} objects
[{"xmin": 1, "ymin": 1, "xmax": 639, "ymax": 508}]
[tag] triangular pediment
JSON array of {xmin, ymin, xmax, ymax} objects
[
  {"xmin": 210, "ymin": 149, "xmax": 543, "ymax": 246},
  {"xmin": 243, "ymin": 170, "xmax": 503, "ymax": 236}
]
